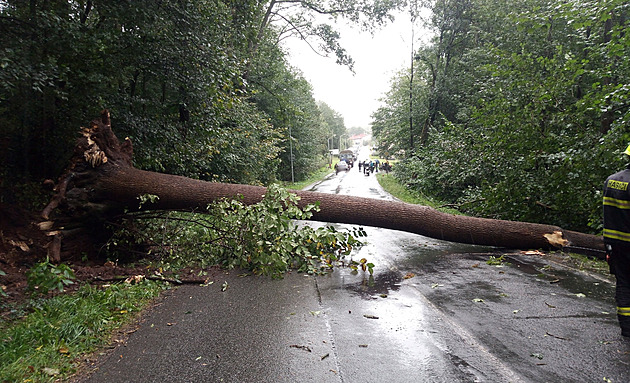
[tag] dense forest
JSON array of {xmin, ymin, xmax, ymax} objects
[
  {"xmin": 1, "ymin": 0, "xmax": 628, "ymax": 236},
  {"xmin": 0, "ymin": 0, "xmax": 374, "ymax": 192},
  {"xmin": 373, "ymin": 0, "xmax": 629, "ymax": 234}
]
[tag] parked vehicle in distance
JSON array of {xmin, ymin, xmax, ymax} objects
[
  {"xmin": 338, "ymin": 149, "xmax": 355, "ymax": 167},
  {"xmin": 335, "ymin": 160, "xmax": 349, "ymax": 174}
]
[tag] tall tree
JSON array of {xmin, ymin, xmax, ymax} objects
[
  {"xmin": 248, "ymin": 36, "xmax": 326, "ymax": 182},
  {"xmin": 376, "ymin": 0, "xmax": 630, "ymax": 233}
]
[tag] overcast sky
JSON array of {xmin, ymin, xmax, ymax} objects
[{"xmin": 284, "ymin": 13, "xmax": 432, "ymax": 130}]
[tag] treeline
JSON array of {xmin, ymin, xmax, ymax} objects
[
  {"xmin": 373, "ymin": 0, "xmax": 629, "ymax": 233},
  {"xmin": 0, "ymin": 0, "xmax": 392, "ymax": 194}
]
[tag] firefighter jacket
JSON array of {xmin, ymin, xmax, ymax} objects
[{"xmin": 603, "ymin": 166, "xmax": 630, "ymax": 246}]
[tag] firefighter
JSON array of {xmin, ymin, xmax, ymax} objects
[{"xmin": 603, "ymin": 144, "xmax": 630, "ymax": 338}]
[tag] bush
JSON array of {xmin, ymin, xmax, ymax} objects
[{"xmin": 26, "ymin": 258, "xmax": 76, "ymax": 296}]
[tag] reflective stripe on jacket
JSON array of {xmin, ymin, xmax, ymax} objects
[{"xmin": 603, "ymin": 168, "xmax": 630, "ymax": 245}]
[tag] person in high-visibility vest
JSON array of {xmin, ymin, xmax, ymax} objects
[{"xmin": 603, "ymin": 144, "xmax": 630, "ymax": 338}]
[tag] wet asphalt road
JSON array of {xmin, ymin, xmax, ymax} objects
[{"xmin": 81, "ymin": 149, "xmax": 630, "ymax": 382}]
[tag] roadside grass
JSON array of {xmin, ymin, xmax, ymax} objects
[
  {"xmin": 0, "ymin": 280, "xmax": 167, "ymax": 382},
  {"xmin": 376, "ymin": 172, "xmax": 460, "ymax": 215},
  {"xmin": 280, "ymin": 165, "xmax": 333, "ymax": 190},
  {"xmin": 559, "ymin": 251, "xmax": 609, "ymax": 276}
]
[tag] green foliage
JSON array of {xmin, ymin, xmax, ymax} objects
[
  {"xmin": 351, "ymin": 258, "xmax": 375, "ymax": 275},
  {"xmin": 107, "ymin": 185, "xmax": 367, "ymax": 278},
  {"xmin": 0, "ymin": 280, "xmax": 166, "ymax": 382},
  {"xmin": 0, "ymin": 0, "xmax": 399, "ymax": 188},
  {"xmin": 138, "ymin": 194, "xmax": 160, "ymax": 209},
  {"xmin": 375, "ymin": 0, "xmax": 630, "ymax": 233},
  {"xmin": 248, "ymin": 38, "xmax": 329, "ymax": 182},
  {"xmin": 486, "ymin": 255, "xmax": 509, "ymax": 266},
  {"xmin": 26, "ymin": 258, "xmax": 76, "ymax": 297}
]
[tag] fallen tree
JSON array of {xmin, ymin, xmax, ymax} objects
[{"xmin": 41, "ymin": 110, "xmax": 605, "ymax": 262}]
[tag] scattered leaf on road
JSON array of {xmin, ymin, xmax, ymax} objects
[
  {"xmin": 575, "ymin": 293, "xmax": 586, "ymax": 298},
  {"xmin": 530, "ymin": 353, "xmax": 544, "ymax": 360},
  {"xmin": 363, "ymin": 314, "xmax": 379, "ymax": 319},
  {"xmin": 358, "ymin": 344, "xmax": 368, "ymax": 348},
  {"xmin": 221, "ymin": 281, "xmax": 228, "ymax": 291},
  {"xmin": 403, "ymin": 272, "xmax": 415, "ymax": 279},
  {"xmin": 290, "ymin": 344, "xmax": 312, "ymax": 352},
  {"xmin": 521, "ymin": 250, "xmax": 545, "ymax": 256},
  {"xmin": 472, "ymin": 298, "xmax": 484, "ymax": 303},
  {"xmin": 545, "ymin": 331, "xmax": 569, "ymax": 340}
]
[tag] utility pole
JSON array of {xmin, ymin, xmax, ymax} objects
[
  {"xmin": 289, "ymin": 125, "xmax": 294, "ymax": 183},
  {"xmin": 409, "ymin": 14, "xmax": 415, "ymax": 151}
]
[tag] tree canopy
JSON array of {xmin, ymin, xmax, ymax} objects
[
  {"xmin": 372, "ymin": 0, "xmax": 630, "ymax": 233},
  {"xmin": 0, "ymin": 0, "xmax": 403, "ymax": 194}
]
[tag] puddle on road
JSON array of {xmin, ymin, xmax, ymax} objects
[{"xmin": 344, "ymin": 269, "xmax": 403, "ymax": 300}]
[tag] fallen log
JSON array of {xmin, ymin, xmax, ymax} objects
[{"xmin": 42, "ymin": 110, "xmax": 605, "ymax": 261}]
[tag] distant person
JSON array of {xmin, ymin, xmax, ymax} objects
[{"xmin": 603, "ymin": 144, "xmax": 630, "ymax": 338}]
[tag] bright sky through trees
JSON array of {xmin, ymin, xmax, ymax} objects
[{"xmin": 285, "ymin": 13, "xmax": 431, "ymax": 130}]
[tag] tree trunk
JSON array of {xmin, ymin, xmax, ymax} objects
[{"xmin": 42, "ymin": 111, "xmax": 605, "ymax": 261}]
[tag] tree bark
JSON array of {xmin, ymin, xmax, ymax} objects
[{"xmin": 42, "ymin": 111, "xmax": 605, "ymax": 261}]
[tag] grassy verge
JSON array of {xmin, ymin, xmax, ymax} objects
[
  {"xmin": 0, "ymin": 280, "xmax": 167, "ymax": 382},
  {"xmin": 376, "ymin": 172, "xmax": 460, "ymax": 215},
  {"xmin": 280, "ymin": 165, "xmax": 333, "ymax": 190},
  {"xmin": 376, "ymin": 172, "xmax": 432, "ymax": 206}
]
